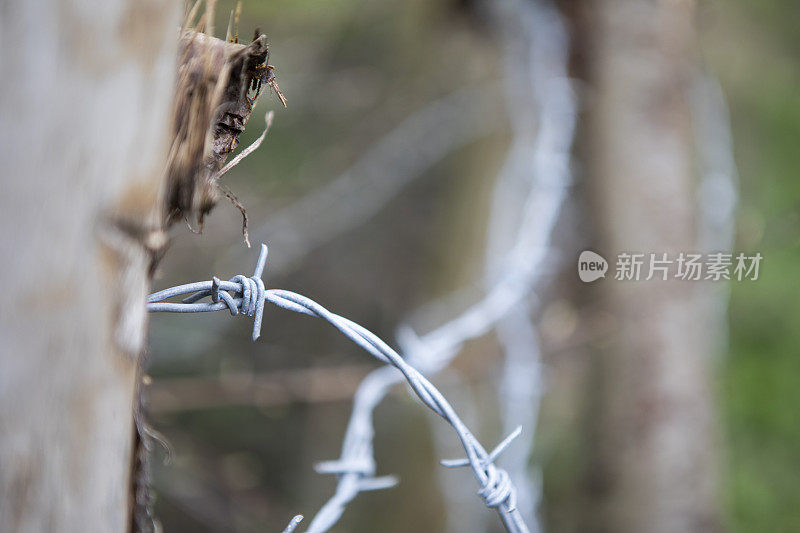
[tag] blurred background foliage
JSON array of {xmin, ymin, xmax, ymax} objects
[
  {"xmin": 703, "ymin": 1, "xmax": 800, "ymax": 531},
  {"xmin": 146, "ymin": 0, "xmax": 800, "ymax": 531}
]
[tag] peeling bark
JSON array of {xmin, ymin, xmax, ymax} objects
[{"xmin": 165, "ymin": 29, "xmax": 284, "ymax": 239}]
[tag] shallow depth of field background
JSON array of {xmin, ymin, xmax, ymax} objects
[{"xmin": 145, "ymin": 1, "xmax": 800, "ymax": 531}]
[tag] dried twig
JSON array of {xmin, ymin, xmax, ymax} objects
[{"xmin": 213, "ymin": 111, "xmax": 274, "ymax": 182}]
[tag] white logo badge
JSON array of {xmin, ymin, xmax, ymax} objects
[{"xmin": 578, "ymin": 251, "xmax": 608, "ymax": 283}]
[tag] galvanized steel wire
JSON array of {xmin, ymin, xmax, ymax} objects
[{"xmin": 147, "ymin": 244, "xmax": 529, "ymax": 533}]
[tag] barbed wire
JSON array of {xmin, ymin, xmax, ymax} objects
[
  {"xmin": 485, "ymin": 0, "xmax": 576, "ymax": 529},
  {"xmin": 301, "ymin": 225, "xmax": 552, "ymax": 533},
  {"xmin": 147, "ymin": 244, "xmax": 529, "ymax": 533},
  {"xmin": 149, "ymin": 9, "xmax": 735, "ymax": 533},
  {"xmin": 303, "ymin": 0, "xmax": 576, "ymax": 531}
]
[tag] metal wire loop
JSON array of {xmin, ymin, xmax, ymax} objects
[
  {"xmin": 146, "ymin": 244, "xmax": 528, "ymax": 533},
  {"xmin": 147, "ymin": 244, "xmax": 269, "ymax": 341}
]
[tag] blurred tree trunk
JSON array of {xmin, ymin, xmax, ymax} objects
[
  {"xmin": 0, "ymin": 1, "xmax": 178, "ymax": 531},
  {"xmin": 583, "ymin": 0, "xmax": 720, "ymax": 531}
]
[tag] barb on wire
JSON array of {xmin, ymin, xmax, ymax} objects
[
  {"xmin": 147, "ymin": 244, "xmax": 530, "ymax": 533},
  {"xmin": 148, "ymin": 244, "xmax": 269, "ymax": 341},
  {"xmin": 281, "ymin": 515, "xmax": 304, "ymax": 533},
  {"xmin": 301, "ymin": 236, "xmax": 546, "ymax": 532}
]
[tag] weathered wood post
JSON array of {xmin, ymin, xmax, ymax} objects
[{"xmin": 0, "ymin": 2, "xmax": 179, "ymax": 530}]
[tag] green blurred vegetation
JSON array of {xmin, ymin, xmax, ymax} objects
[{"xmin": 706, "ymin": 1, "xmax": 800, "ymax": 531}]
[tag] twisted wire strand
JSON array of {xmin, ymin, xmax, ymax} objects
[
  {"xmin": 147, "ymin": 244, "xmax": 529, "ymax": 533},
  {"xmin": 304, "ymin": 255, "xmax": 538, "ymax": 533}
]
